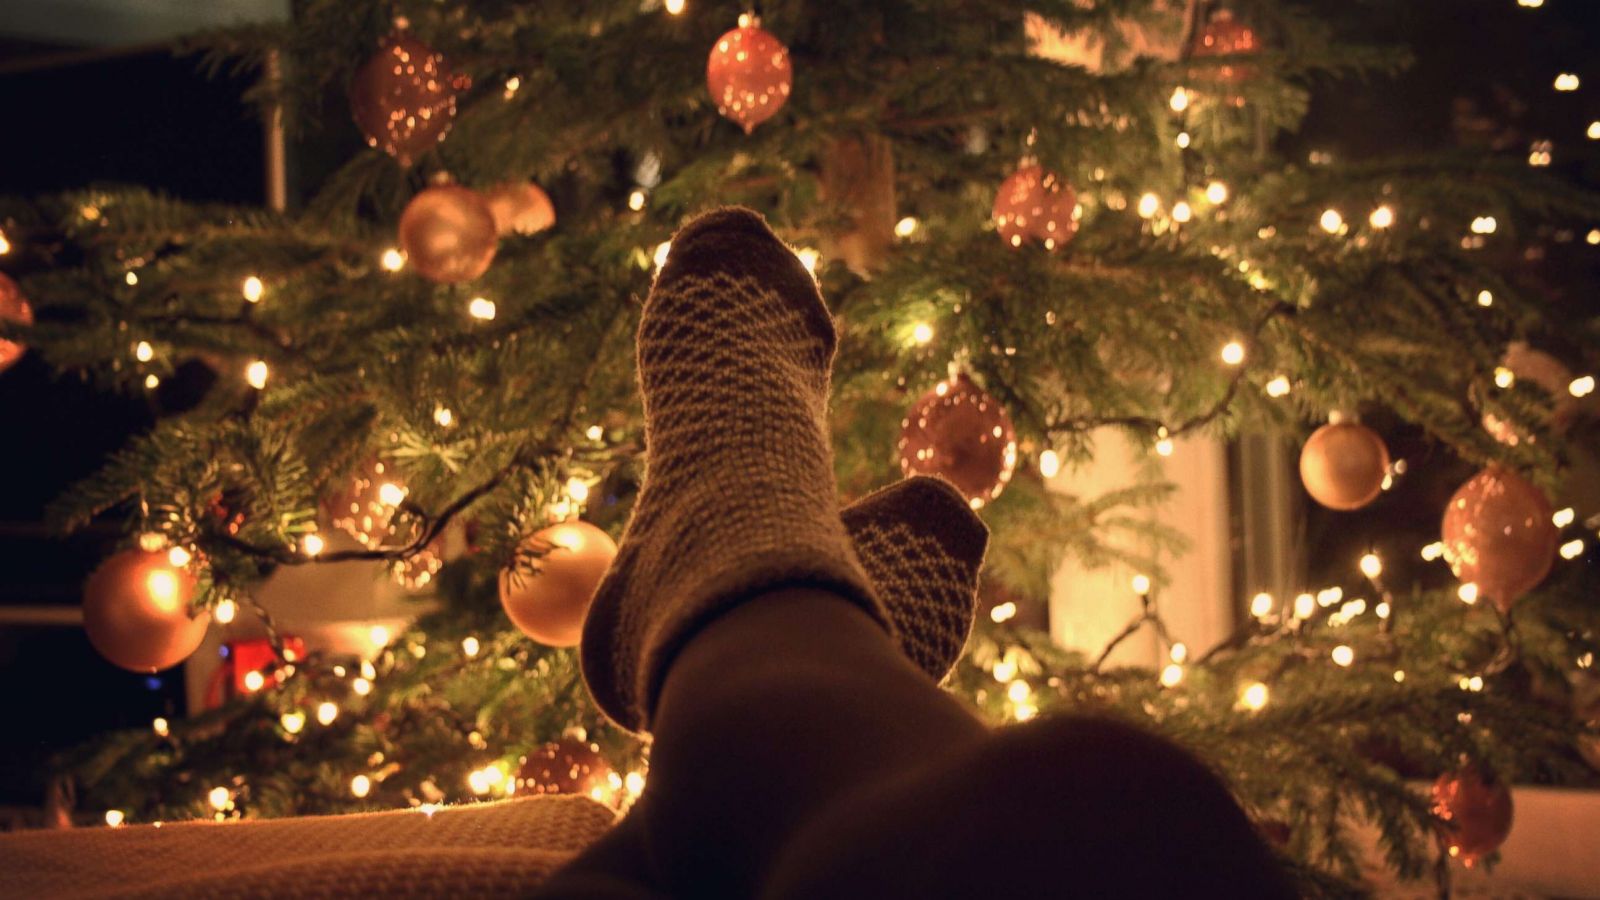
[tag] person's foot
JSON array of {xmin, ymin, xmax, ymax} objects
[{"xmin": 581, "ymin": 207, "xmax": 888, "ymax": 733}]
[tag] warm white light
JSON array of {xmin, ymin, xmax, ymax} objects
[
  {"xmin": 1154, "ymin": 437, "xmax": 1174, "ymax": 457},
  {"xmin": 1421, "ymin": 542, "xmax": 1444, "ymax": 561},
  {"xmin": 1555, "ymin": 73, "xmax": 1580, "ymax": 92},
  {"xmin": 1013, "ymin": 702, "xmax": 1038, "ymax": 722},
  {"xmin": 1317, "ymin": 586, "xmax": 1343, "ymax": 607},
  {"xmin": 1171, "ymin": 201, "xmax": 1192, "ymax": 223},
  {"xmin": 352, "ymin": 677, "xmax": 372, "ymax": 696},
  {"xmin": 1294, "ymin": 593, "xmax": 1316, "ymax": 619},
  {"xmin": 1518, "ymin": 0, "xmax": 1544, "ymax": 6},
  {"xmin": 368, "ymin": 624, "xmax": 391, "ymax": 650},
  {"xmin": 1264, "ymin": 375, "xmax": 1291, "ymax": 398},
  {"xmin": 1331, "ymin": 645, "xmax": 1355, "ymax": 667},
  {"xmin": 1137, "ymin": 192, "xmax": 1161, "ymax": 218},
  {"xmin": 1589, "ymin": 121, "xmax": 1600, "ymax": 140},
  {"xmin": 1250, "ymin": 592, "xmax": 1274, "ymax": 619},
  {"xmin": 503, "ymin": 76, "xmax": 521, "ymax": 98},
  {"xmin": 1369, "ymin": 205, "xmax": 1394, "ymax": 229},
  {"xmin": 1160, "ymin": 663, "xmax": 1184, "ymax": 687},
  {"xmin": 468, "ymin": 297, "xmax": 497, "ymax": 320},
  {"xmin": 208, "ymin": 787, "xmax": 232, "ymax": 811},
  {"xmin": 894, "ymin": 216, "xmax": 919, "ymax": 238},
  {"xmin": 125, "ymin": 271, "xmax": 139, "ymax": 286},
  {"xmin": 911, "ymin": 322, "xmax": 934, "ymax": 346},
  {"xmin": 317, "ymin": 701, "xmax": 339, "ymax": 726},
  {"xmin": 105, "ymin": 810, "xmax": 125, "ymax": 827},
  {"xmin": 144, "ymin": 374, "xmax": 160, "ymax": 389},
  {"xmin": 1007, "ymin": 679, "xmax": 1031, "ymax": 703},
  {"xmin": 153, "ymin": 717, "xmax": 170, "ymax": 737},
  {"xmin": 795, "ymin": 248, "xmax": 821, "ymax": 275},
  {"xmin": 1588, "ymin": 229, "xmax": 1600, "ymax": 245},
  {"xmin": 1205, "ymin": 181, "xmax": 1229, "ymax": 204},
  {"xmin": 1457, "ymin": 582, "xmax": 1479, "ymax": 605},
  {"xmin": 468, "ymin": 768, "xmax": 493, "ymax": 796},
  {"xmin": 625, "ymin": 771, "xmax": 646, "ymax": 796},
  {"xmin": 0, "ymin": 231, "xmax": 9, "ymax": 255},
  {"xmin": 280, "ymin": 711, "xmax": 305, "ymax": 734},
  {"xmin": 165, "ymin": 546, "xmax": 192, "ymax": 569},
  {"xmin": 1493, "ymin": 366, "xmax": 1516, "ymax": 389},
  {"xmin": 462, "ymin": 636, "xmax": 481, "ymax": 658},
  {"xmin": 1240, "ymin": 682, "xmax": 1269, "ymax": 711},
  {"xmin": 1220, "ymin": 341, "xmax": 1245, "ymax": 366},
  {"xmin": 567, "ymin": 477, "xmax": 590, "ymax": 504},
  {"xmin": 1169, "ymin": 642, "xmax": 1188, "ymax": 664},
  {"xmin": 298, "ymin": 532, "xmax": 325, "ymax": 557},
  {"xmin": 665, "ymin": 0, "xmax": 686, "ymax": 14},
  {"xmin": 433, "ymin": 406, "xmax": 455, "ymax": 428},
  {"xmin": 1477, "ymin": 289, "xmax": 1494, "ymax": 307},
  {"xmin": 135, "ymin": 341, "xmax": 154, "ymax": 362},
  {"xmin": 1319, "ymin": 209, "xmax": 1344, "ymax": 234},
  {"xmin": 627, "ymin": 189, "xmax": 647, "ymax": 212},
  {"xmin": 1375, "ymin": 601, "xmax": 1391, "ymax": 619},
  {"xmin": 1131, "ymin": 574, "xmax": 1152, "ymax": 595},
  {"xmin": 243, "ymin": 670, "xmax": 266, "ymax": 692},
  {"xmin": 653, "ymin": 241, "xmax": 672, "ymax": 269},
  {"xmin": 1359, "ymin": 553, "xmax": 1383, "ymax": 579},
  {"xmin": 350, "ymin": 775, "xmax": 371, "ymax": 798},
  {"xmin": 1470, "ymin": 216, "xmax": 1498, "ymax": 235},
  {"xmin": 586, "ymin": 425, "xmax": 604, "ymax": 441},
  {"xmin": 1175, "ymin": 132, "xmax": 1191, "ymax": 149},
  {"xmin": 1169, "ymin": 86, "xmax": 1190, "ymax": 112},
  {"xmin": 245, "ymin": 360, "xmax": 269, "ymax": 390},
  {"xmin": 992, "ymin": 655, "xmax": 1018, "ymax": 682},
  {"xmin": 1554, "ymin": 507, "xmax": 1575, "ymax": 528},
  {"xmin": 242, "ymin": 276, "xmax": 264, "ymax": 303},
  {"xmin": 990, "ymin": 602, "xmax": 1017, "ymax": 624},
  {"xmin": 1561, "ymin": 539, "xmax": 1585, "ymax": 560},
  {"xmin": 1038, "ymin": 449, "xmax": 1060, "ymax": 479},
  {"xmin": 380, "ymin": 248, "xmax": 406, "ymax": 272},
  {"xmin": 377, "ymin": 482, "xmax": 406, "ymax": 507},
  {"xmin": 1570, "ymin": 375, "xmax": 1596, "ymax": 397}
]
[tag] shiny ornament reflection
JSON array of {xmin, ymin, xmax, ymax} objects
[
  {"xmin": 82, "ymin": 550, "xmax": 209, "ymax": 672},
  {"xmin": 898, "ymin": 374, "xmax": 1018, "ymax": 508},
  {"xmin": 398, "ymin": 185, "xmax": 499, "ymax": 283},
  {"xmin": 1441, "ymin": 466, "xmax": 1558, "ymax": 612}
]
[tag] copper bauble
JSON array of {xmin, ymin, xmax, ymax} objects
[
  {"xmin": 484, "ymin": 182, "xmax": 556, "ymax": 236},
  {"xmin": 499, "ymin": 521, "xmax": 618, "ymax": 646},
  {"xmin": 1441, "ymin": 466, "xmax": 1558, "ymax": 612},
  {"xmin": 350, "ymin": 33, "xmax": 465, "ymax": 164},
  {"xmin": 898, "ymin": 374, "xmax": 1018, "ymax": 508},
  {"xmin": 82, "ymin": 550, "xmax": 208, "ymax": 673},
  {"xmin": 0, "ymin": 272, "xmax": 34, "ymax": 374},
  {"xmin": 517, "ymin": 738, "xmax": 613, "ymax": 800},
  {"xmin": 1191, "ymin": 10, "xmax": 1259, "ymax": 84},
  {"xmin": 325, "ymin": 459, "xmax": 441, "ymax": 588},
  {"xmin": 993, "ymin": 165, "xmax": 1078, "ymax": 251},
  {"xmin": 1298, "ymin": 422, "xmax": 1389, "ymax": 511},
  {"xmin": 1482, "ymin": 342, "xmax": 1579, "ymax": 445},
  {"xmin": 706, "ymin": 19, "xmax": 792, "ymax": 133},
  {"xmin": 1432, "ymin": 768, "xmax": 1513, "ymax": 862},
  {"xmin": 398, "ymin": 186, "xmax": 499, "ymax": 283}
]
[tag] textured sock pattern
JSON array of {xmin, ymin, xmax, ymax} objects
[
  {"xmin": 842, "ymin": 476, "xmax": 989, "ymax": 683},
  {"xmin": 581, "ymin": 207, "xmax": 888, "ymax": 734}
]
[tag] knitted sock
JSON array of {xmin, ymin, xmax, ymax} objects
[
  {"xmin": 841, "ymin": 476, "xmax": 987, "ymax": 683},
  {"xmin": 581, "ymin": 207, "xmax": 889, "ymax": 734}
]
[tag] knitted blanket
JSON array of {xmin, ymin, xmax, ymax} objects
[{"xmin": 0, "ymin": 795, "xmax": 615, "ymax": 898}]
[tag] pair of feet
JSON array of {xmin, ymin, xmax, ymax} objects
[{"xmin": 580, "ymin": 207, "xmax": 987, "ymax": 734}]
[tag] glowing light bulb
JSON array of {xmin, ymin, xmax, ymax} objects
[
  {"xmin": 1331, "ymin": 645, "xmax": 1355, "ymax": 667},
  {"xmin": 1293, "ymin": 593, "xmax": 1315, "ymax": 620},
  {"xmin": 0, "ymin": 230, "xmax": 9, "ymax": 254},
  {"xmin": 1493, "ymin": 366, "xmax": 1515, "ymax": 389},
  {"xmin": 1169, "ymin": 642, "xmax": 1188, "ymax": 664},
  {"xmin": 1160, "ymin": 663, "xmax": 1184, "ymax": 687},
  {"xmin": 503, "ymin": 76, "xmax": 521, "ymax": 98},
  {"xmin": 1319, "ymin": 209, "xmax": 1344, "ymax": 234},
  {"xmin": 1554, "ymin": 73, "xmax": 1580, "ymax": 92},
  {"xmin": 1131, "ymin": 574, "xmax": 1152, "ymax": 595},
  {"xmin": 242, "ymin": 276, "xmax": 264, "ymax": 303},
  {"xmin": 468, "ymin": 297, "xmax": 496, "ymax": 321},
  {"xmin": 1220, "ymin": 341, "xmax": 1245, "ymax": 366},
  {"xmin": 1421, "ymin": 542, "xmax": 1444, "ymax": 561},
  {"xmin": 462, "ymin": 636, "xmax": 481, "ymax": 658},
  {"xmin": 1250, "ymin": 592, "xmax": 1274, "ymax": 619},
  {"xmin": 144, "ymin": 374, "xmax": 160, "ymax": 389},
  {"xmin": 1240, "ymin": 682, "xmax": 1269, "ymax": 711},
  {"xmin": 1206, "ymin": 181, "xmax": 1229, "ymax": 204},
  {"xmin": 1470, "ymin": 216, "xmax": 1497, "ymax": 235},
  {"xmin": 627, "ymin": 189, "xmax": 647, "ymax": 212},
  {"xmin": 167, "ymin": 546, "xmax": 193, "ymax": 568},
  {"xmin": 1375, "ymin": 601, "xmax": 1391, "ymax": 619},
  {"xmin": 245, "ymin": 360, "xmax": 269, "ymax": 390},
  {"xmin": 1169, "ymin": 86, "xmax": 1190, "ymax": 111},
  {"xmin": 125, "ymin": 271, "xmax": 139, "ymax": 286},
  {"xmin": 1013, "ymin": 702, "xmax": 1038, "ymax": 722},
  {"xmin": 1368, "ymin": 205, "xmax": 1394, "ymax": 229},
  {"xmin": 1265, "ymin": 375, "xmax": 1291, "ymax": 397},
  {"xmin": 1007, "ymin": 680, "xmax": 1031, "ymax": 703},
  {"xmin": 894, "ymin": 216, "xmax": 918, "ymax": 238},
  {"xmin": 105, "ymin": 810, "xmax": 125, "ymax": 827},
  {"xmin": 665, "ymin": 0, "xmax": 686, "ymax": 14},
  {"xmin": 1561, "ymin": 539, "xmax": 1585, "ymax": 560},
  {"xmin": 795, "ymin": 248, "xmax": 821, "ymax": 275},
  {"xmin": 367, "ymin": 624, "xmax": 391, "ymax": 650},
  {"xmin": 1137, "ymin": 192, "xmax": 1161, "ymax": 218},
  {"xmin": 352, "ymin": 677, "xmax": 372, "ymax": 696},
  {"xmin": 377, "ymin": 482, "xmax": 406, "ymax": 507},
  {"xmin": 1038, "ymin": 449, "xmax": 1061, "ymax": 479},
  {"xmin": 317, "ymin": 701, "xmax": 339, "ymax": 726},
  {"xmin": 1171, "ymin": 200, "xmax": 1192, "ymax": 223},
  {"xmin": 1457, "ymin": 582, "xmax": 1479, "ymax": 605},
  {"xmin": 992, "ymin": 656, "xmax": 1018, "ymax": 682},
  {"xmin": 280, "ymin": 711, "xmax": 305, "ymax": 734},
  {"xmin": 468, "ymin": 768, "xmax": 493, "ymax": 795},
  {"xmin": 567, "ymin": 477, "xmax": 590, "ymax": 504},
  {"xmin": 1476, "ymin": 290, "xmax": 1494, "ymax": 308},
  {"xmin": 433, "ymin": 406, "xmax": 455, "ymax": 428},
  {"xmin": 300, "ymin": 533, "xmax": 325, "ymax": 557},
  {"xmin": 1589, "ymin": 121, "xmax": 1600, "ymax": 140},
  {"xmin": 135, "ymin": 341, "xmax": 154, "ymax": 362},
  {"xmin": 1359, "ymin": 553, "xmax": 1382, "ymax": 579},
  {"xmin": 625, "ymin": 771, "xmax": 646, "ymax": 796},
  {"xmin": 380, "ymin": 248, "xmax": 405, "ymax": 272},
  {"xmin": 1155, "ymin": 437, "xmax": 1174, "ymax": 457},
  {"xmin": 990, "ymin": 601, "xmax": 1017, "ymax": 624},
  {"xmin": 1175, "ymin": 131, "xmax": 1191, "ymax": 149},
  {"xmin": 1554, "ymin": 507, "xmax": 1575, "ymax": 528},
  {"xmin": 208, "ymin": 787, "xmax": 231, "ymax": 811},
  {"xmin": 1570, "ymin": 375, "xmax": 1595, "ymax": 397},
  {"xmin": 911, "ymin": 322, "xmax": 934, "ymax": 346},
  {"xmin": 350, "ymin": 774, "xmax": 371, "ymax": 798},
  {"xmin": 243, "ymin": 670, "xmax": 266, "ymax": 692},
  {"xmin": 653, "ymin": 241, "xmax": 672, "ymax": 269},
  {"xmin": 153, "ymin": 717, "xmax": 170, "ymax": 737}
]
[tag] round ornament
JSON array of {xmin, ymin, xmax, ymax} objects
[
  {"xmin": 82, "ymin": 550, "xmax": 209, "ymax": 673},
  {"xmin": 1441, "ymin": 466, "xmax": 1558, "ymax": 612},
  {"xmin": 499, "ymin": 521, "xmax": 618, "ymax": 646},
  {"xmin": 706, "ymin": 18, "xmax": 792, "ymax": 133},
  {"xmin": 993, "ymin": 165, "xmax": 1079, "ymax": 251},
  {"xmin": 1431, "ymin": 768, "xmax": 1513, "ymax": 863},
  {"xmin": 898, "ymin": 374, "xmax": 1018, "ymax": 509},
  {"xmin": 0, "ymin": 271, "xmax": 34, "ymax": 374},
  {"xmin": 1191, "ymin": 10, "xmax": 1260, "ymax": 84},
  {"xmin": 398, "ymin": 185, "xmax": 499, "ymax": 283},
  {"xmin": 325, "ymin": 459, "xmax": 441, "ymax": 588},
  {"xmin": 517, "ymin": 738, "xmax": 614, "ymax": 800},
  {"xmin": 350, "ymin": 32, "xmax": 466, "ymax": 164},
  {"xmin": 1482, "ymin": 342, "xmax": 1579, "ymax": 445},
  {"xmin": 1298, "ymin": 422, "xmax": 1390, "ymax": 511},
  {"xmin": 484, "ymin": 181, "xmax": 556, "ymax": 236}
]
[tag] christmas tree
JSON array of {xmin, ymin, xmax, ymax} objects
[{"xmin": 1, "ymin": 0, "xmax": 1597, "ymax": 893}]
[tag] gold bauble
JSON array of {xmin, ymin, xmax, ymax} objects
[
  {"xmin": 484, "ymin": 181, "xmax": 556, "ymax": 236},
  {"xmin": 0, "ymin": 271, "xmax": 34, "ymax": 374},
  {"xmin": 1441, "ymin": 466, "xmax": 1558, "ymax": 613},
  {"xmin": 82, "ymin": 550, "xmax": 209, "ymax": 673},
  {"xmin": 1299, "ymin": 422, "xmax": 1389, "ymax": 511},
  {"xmin": 398, "ymin": 185, "xmax": 498, "ymax": 283},
  {"xmin": 499, "ymin": 521, "xmax": 617, "ymax": 646}
]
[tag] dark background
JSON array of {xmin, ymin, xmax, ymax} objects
[{"xmin": 0, "ymin": 0, "xmax": 1596, "ymax": 811}]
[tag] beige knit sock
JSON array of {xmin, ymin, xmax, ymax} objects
[
  {"xmin": 581, "ymin": 207, "xmax": 890, "ymax": 733},
  {"xmin": 841, "ymin": 476, "xmax": 988, "ymax": 684}
]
